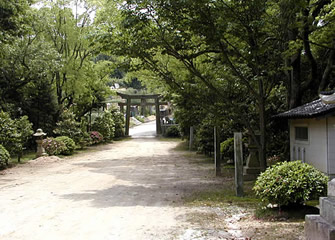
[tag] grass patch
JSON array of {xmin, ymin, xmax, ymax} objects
[
  {"xmin": 186, "ymin": 180, "xmax": 259, "ymax": 208},
  {"xmin": 223, "ymin": 164, "xmax": 235, "ymax": 169},
  {"xmin": 9, "ymin": 151, "xmax": 35, "ymax": 165}
]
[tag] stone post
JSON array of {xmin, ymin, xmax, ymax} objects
[
  {"xmin": 33, "ymin": 129, "xmax": 47, "ymax": 158},
  {"xmin": 305, "ymin": 179, "xmax": 335, "ymax": 240},
  {"xmin": 155, "ymin": 98, "xmax": 162, "ymax": 135},
  {"xmin": 189, "ymin": 126, "xmax": 194, "ymax": 150},
  {"xmin": 125, "ymin": 98, "xmax": 131, "ymax": 136},
  {"xmin": 214, "ymin": 126, "xmax": 221, "ymax": 176},
  {"xmin": 234, "ymin": 132, "xmax": 244, "ymax": 197}
]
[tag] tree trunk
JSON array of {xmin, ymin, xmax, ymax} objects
[
  {"xmin": 258, "ymin": 89, "xmax": 267, "ymax": 171},
  {"xmin": 320, "ymin": 41, "xmax": 335, "ymax": 91},
  {"xmin": 288, "ymin": 53, "xmax": 302, "ymax": 109}
]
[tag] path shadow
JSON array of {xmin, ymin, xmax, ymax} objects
[{"xmin": 61, "ymin": 153, "xmax": 224, "ymax": 208}]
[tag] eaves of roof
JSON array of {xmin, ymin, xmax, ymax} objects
[{"xmin": 275, "ymin": 99, "xmax": 335, "ymax": 119}]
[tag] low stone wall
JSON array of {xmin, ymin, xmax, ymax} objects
[{"xmin": 305, "ymin": 179, "xmax": 335, "ymax": 240}]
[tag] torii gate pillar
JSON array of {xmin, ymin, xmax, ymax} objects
[
  {"xmin": 125, "ymin": 98, "xmax": 131, "ymax": 136},
  {"xmin": 155, "ymin": 98, "xmax": 162, "ymax": 135}
]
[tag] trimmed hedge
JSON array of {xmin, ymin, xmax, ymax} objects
[
  {"xmin": 55, "ymin": 136, "xmax": 76, "ymax": 155},
  {"xmin": 253, "ymin": 160, "xmax": 328, "ymax": 207},
  {"xmin": 0, "ymin": 144, "xmax": 10, "ymax": 166}
]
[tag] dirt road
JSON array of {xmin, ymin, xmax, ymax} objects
[{"xmin": 0, "ymin": 122, "xmax": 230, "ymax": 240}]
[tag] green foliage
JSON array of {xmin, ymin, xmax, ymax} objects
[
  {"xmin": 0, "ymin": 111, "xmax": 33, "ymax": 160},
  {"xmin": 55, "ymin": 136, "xmax": 76, "ymax": 155},
  {"xmin": 42, "ymin": 137, "xmax": 66, "ymax": 156},
  {"xmin": 0, "ymin": 111, "xmax": 20, "ymax": 155},
  {"xmin": 21, "ymin": 78, "xmax": 59, "ymax": 136},
  {"xmin": 253, "ymin": 161, "xmax": 329, "ymax": 207},
  {"xmin": 220, "ymin": 137, "xmax": 234, "ymax": 160},
  {"xmin": 0, "ymin": 144, "xmax": 10, "ymax": 166},
  {"xmin": 135, "ymin": 115, "xmax": 145, "ymax": 123},
  {"xmin": 15, "ymin": 115, "xmax": 33, "ymax": 160},
  {"xmin": 54, "ymin": 109, "xmax": 82, "ymax": 144},
  {"xmin": 110, "ymin": 108, "xmax": 125, "ymax": 138},
  {"xmin": 89, "ymin": 131, "xmax": 103, "ymax": 144},
  {"xmin": 164, "ymin": 125, "xmax": 181, "ymax": 138},
  {"xmin": 92, "ymin": 111, "xmax": 115, "ymax": 142},
  {"xmin": 0, "ymin": 0, "xmax": 31, "ymax": 41},
  {"xmin": 194, "ymin": 118, "xmax": 214, "ymax": 155},
  {"xmin": 220, "ymin": 136, "xmax": 248, "ymax": 161}
]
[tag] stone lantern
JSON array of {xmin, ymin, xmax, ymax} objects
[
  {"xmin": 33, "ymin": 129, "xmax": 47, "ymax": 158},
  {"xmin": 243, "ymin": 130, "xmax": 261, "ymax": 181}
]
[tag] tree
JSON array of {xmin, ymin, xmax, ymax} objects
[
  {"xmin": 268, "ymin": 0, "xmax": 335, "ymax": 108},
  {"xmin": 98, "ymin": 0, "xmax": 284, "ymax": 170},
  {"xmin": 0, "ymin": 0, "xmax": 31, "ymax": 41}
]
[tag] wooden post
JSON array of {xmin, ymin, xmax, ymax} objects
[
  {"xmin": 189, "ymin": 126, "xmax": 194, "ymax": 150},
  {"xmin": 214, "ymin": 126, "xmax": 221, "ymax": 176},
  {"xmin": 234, "ymin": 132, "xmax": 244, "ymax": 197},
  {"xmin": 125, "ymin": 98, "xmax": 131, "ymax": 136},
  {"xmin": 155, "ymin": 98, "xmax": 161, "ymax": 134}
]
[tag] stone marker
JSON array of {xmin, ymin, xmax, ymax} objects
[
  {"xmin": 189, "ymin": 126, "xmax": 194, "ymax": 151},
  {"xmin": 234, "ymin": 132, "xmax": 244, "ymax": 197},
  {"xmin": 305, "ymin": 179, "xmax": 335, "ymax": 240},
  {"xmin": 214, "ymin": 126, "xmax": 221, "ymax": 176}
]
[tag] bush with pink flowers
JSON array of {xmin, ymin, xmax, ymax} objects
[
  {"xmin": 89, "ymin": 131, "xmax": 103, "ymax": 144},
  {"xmin": 42, "ymin": 137, "xmax": 66, "ymax": 155}
]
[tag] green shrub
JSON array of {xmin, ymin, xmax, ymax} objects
[
  {"xmin": 0, "ymin": 112, "xmax": 33, "ymax": 161},
  {"xmin": 0, "ymin": 111, "xmax": 20, "ymax": 155},
  {"xmin": 135, "ymin": 115, "xmax": 145, "ymax": 123},
  {"xmin": 55, "ymin": 136, "xmax": 76, "ymax": 155},
  {"xmin": 92, "ymin": 112, "xmax": 115, "ymax": 142},
  {"xmin": 253, "ymin": 161, "xmax": 328, "ymax": 207},
  {"xmin": 54, "ymin": 109, "xmax": 82, "ymax": 144},
  {"xmin": 0, "ymin": 144, "xmax": 10, "ymax": 166},
  {"xmin": 195, "ymin": 120, "xmax": 214, "ymax": 154},
  {"xmin": 164, "ymin": 125, "xmax": 181, "ymax": 138},
  {"xmin": 15, "ymin": 116, "xmax": 33, "ymax": 161},
  {"xmin": 220, "ymin": 137, "xmax": 234, "ymax": 159},
  {"xmin": 42, "ymin": 137, "xmax": 66, "ymax": 156},
  {"xmin": 110, "ymin": 108, "xmax": 125, "ymax": 138}
]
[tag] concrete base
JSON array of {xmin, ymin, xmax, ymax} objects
[
  {"xmin": 305, "ymin": 215, "xmax": 335, "ymax": 240},
  {"xmin": 320, "ymin": 197, "xmax": 335, "ymax": 225},
  {"xmin": 305, "ymin": 179, "xmax": 335, "ymax": 240}
]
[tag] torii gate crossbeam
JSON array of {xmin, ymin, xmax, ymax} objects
[{"xmin": 117, "ymin": 92, "xmax": 163, "ymax": 136}]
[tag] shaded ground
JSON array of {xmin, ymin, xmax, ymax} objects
[{"xmin": 0, "ymin": 122, "xmax": 305, "ymax": 239}]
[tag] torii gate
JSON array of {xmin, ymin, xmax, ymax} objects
[{"xmin": 117, "ymin": 92, "xmax": 164, "ymax": 136}]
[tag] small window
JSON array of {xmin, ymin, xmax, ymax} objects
[{"xmin": 295, "ymin": 127, "xmax": 308, "ymax": 141}]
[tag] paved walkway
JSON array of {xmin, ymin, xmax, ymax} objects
[{"xmin": 0, "ymin": 122, "xmax": 224, "ymax": 240}]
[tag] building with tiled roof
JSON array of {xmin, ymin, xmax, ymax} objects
[{"xmin": 276, "ymin": 95, "xmax": 335, "ymax": 178}]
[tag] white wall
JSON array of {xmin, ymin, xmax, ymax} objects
[
  {"xmin": 290, "ymin": 118, "xmax": 328, "ymax": 173},
  {"xmin": 327, "ymin": 117, "xmax": 335, "ymax": 175}
]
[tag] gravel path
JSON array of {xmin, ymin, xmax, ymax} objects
[{"xmin": 0, "ymin": 122, "xmax": 226, "ymax": 240}]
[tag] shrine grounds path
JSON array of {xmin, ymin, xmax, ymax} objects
[
  {"xmin": 0, "ymin": 121, "xmax": 305, "ymax": 239},
  {"xmin": 0, "ymin": 121, "xmax": 225, "ymax": 240}
]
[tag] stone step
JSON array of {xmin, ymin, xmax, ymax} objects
[
  {"xmin": 320, "ymin": 197, "xmax": 335, "ymax": 226},
  {"xmin": 305, "ymin": 215, "xmax": 335, "ymax": 240}
]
